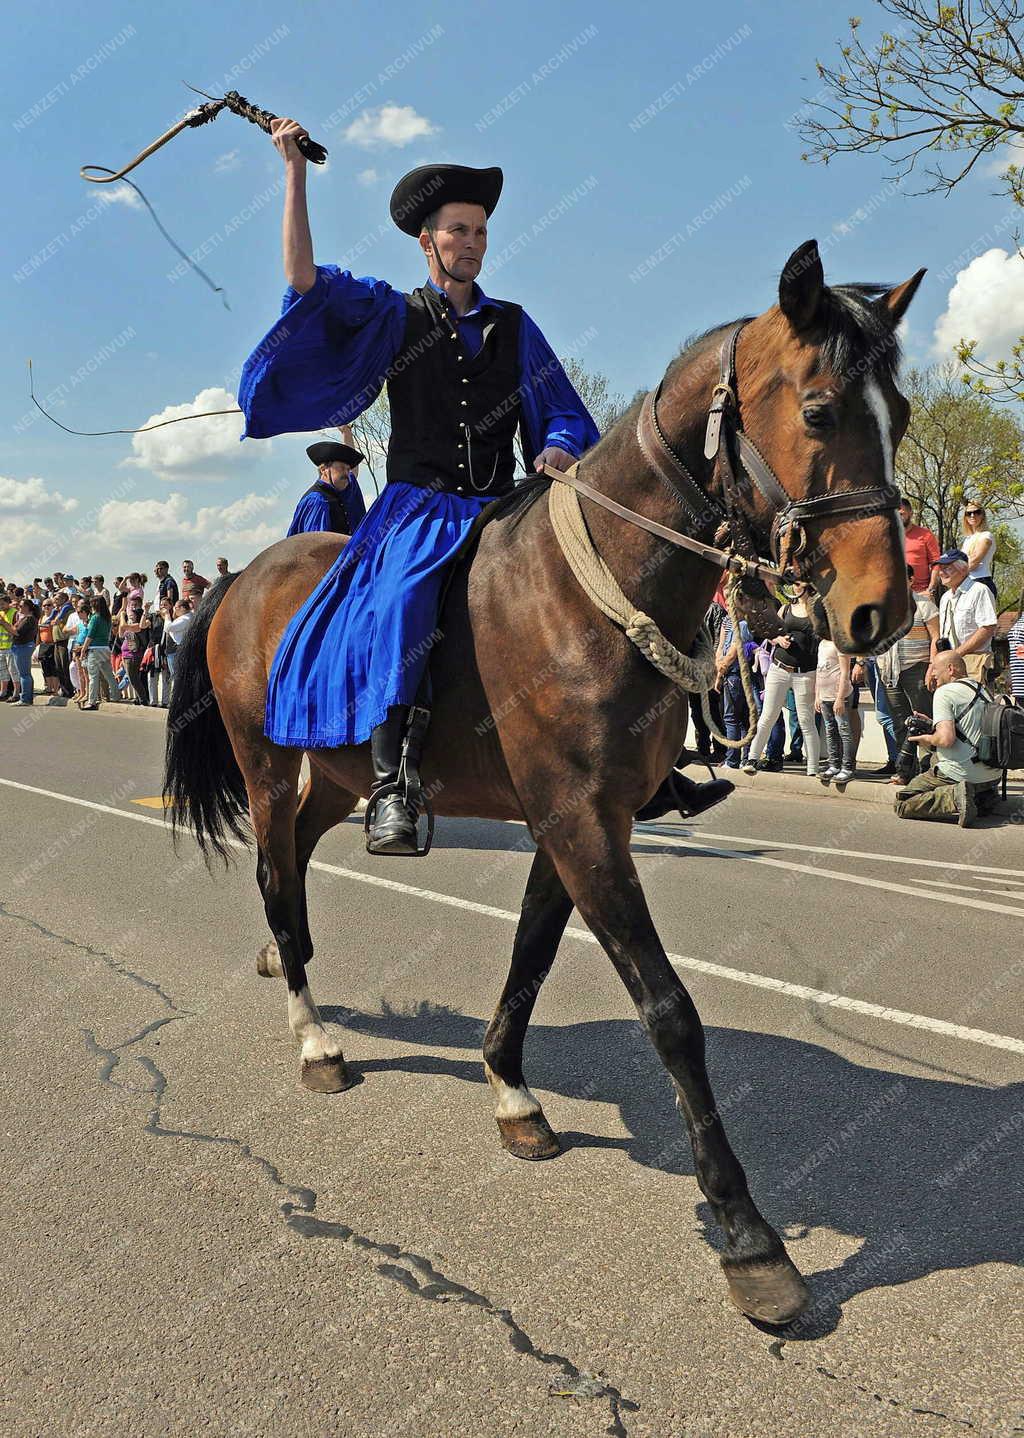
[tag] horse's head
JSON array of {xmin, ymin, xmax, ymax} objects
[{"xmin": 734, "ymin": 240, "xmax": 924, "ymax": 654}]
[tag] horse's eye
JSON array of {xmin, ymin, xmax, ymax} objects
[{"xmin": 802, "ymin": 404, "xmax": 835, "ymax": 433}]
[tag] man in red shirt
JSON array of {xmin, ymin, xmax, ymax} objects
[
  {"xmin": 181, "ymin": 559, "xmax": 211, "ymax": 602},
  {"xmin": 899, "ymin": 495, "xmax": 940, "ymax": 594}
]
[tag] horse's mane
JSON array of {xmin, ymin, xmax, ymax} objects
[
  {"xmin": 586, "ymin": 281, "xmax": 902, "ymax": 462},
  {"xmin": 667, "ymin": 282, "xmax": 901, "ymax": 386}
]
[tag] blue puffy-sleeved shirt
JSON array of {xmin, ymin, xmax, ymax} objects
[
  {"xmin": 286, "ymin": 481, "xmax": 367, "ymax": 537},
  {"xmin": 238, "ymin": 266, "xmax": 599, "ymax": 463}
]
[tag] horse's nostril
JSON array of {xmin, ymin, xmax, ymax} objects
[{"xmin": 849, "ymin": 603, "xmax": 885, "ymax": 648}]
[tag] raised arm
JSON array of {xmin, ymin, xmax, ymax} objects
[{"xmin": 271, "ymin": 117, "xmax": 317, "ymax": 295}]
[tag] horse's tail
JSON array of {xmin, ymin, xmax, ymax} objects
[{"xmin": 163, "ymin": 573, "xmax": 250, "ymax": 863}]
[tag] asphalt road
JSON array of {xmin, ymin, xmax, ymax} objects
[{"xmin": 1, "ymin": 703, "xmax": 1021, "ymax": 1438}]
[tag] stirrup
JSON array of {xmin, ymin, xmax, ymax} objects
[{"xmin": 363, "ymin": 704, "xmax": 435, "ymax": 856}]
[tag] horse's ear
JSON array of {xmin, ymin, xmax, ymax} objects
[
  {"xmin": 876, "ymin": 268, "xmax": 926, "ymax": 326},
  {"xmin": 779, "ymin": 240, "xmax": 825, "ymax": 332}
]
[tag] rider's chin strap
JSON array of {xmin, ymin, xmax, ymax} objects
[{"xmin": 426, "ymin": 227, "xmax": 462, "ymax": 284}]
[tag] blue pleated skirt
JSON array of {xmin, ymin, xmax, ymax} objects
[{"xmin": 265, "ymin": 481, "xmax": 494, "ymax": 748}]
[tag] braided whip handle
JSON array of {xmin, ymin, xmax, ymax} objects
[{"xmin": 222, "ymin": 91, "xmax": 327, "ymax": 164}]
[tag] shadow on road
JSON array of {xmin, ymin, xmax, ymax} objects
[{"xmin": 322, "ymin": 999, "xmax": 1023, "ymax": 1336}]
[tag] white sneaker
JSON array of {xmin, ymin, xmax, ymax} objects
[
  {"xmin": 833, "ymin": 768, "xmax": 855, "ymax": 784},
  {"xmin": 820, "ymin": 766, "xmax": 838, "ymax": 783},
  {"xmin": 741, "ymin": 761, "xmax": 757, "ymax": 775}
]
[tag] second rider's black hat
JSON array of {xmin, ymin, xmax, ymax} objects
[{"xmin": 306, "ymin": 440, "xmax": 364, "ymax": 468}]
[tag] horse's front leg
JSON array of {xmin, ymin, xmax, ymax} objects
[{"xmin": 543, "ymin": 807, "xmax": 809, "ymax": 1326}]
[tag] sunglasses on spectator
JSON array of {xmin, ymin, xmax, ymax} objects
[{"xmin": 964, "ymin": 509, "xmax": 982, "ymax": 516}]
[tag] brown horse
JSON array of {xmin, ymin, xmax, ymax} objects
[{"xmin": 164, "ymin": 240, "xmax": 923, "ymax": 1325}]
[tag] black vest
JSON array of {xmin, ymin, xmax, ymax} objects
[
  {"xmin": 385, "ymin": 285, "xmax": 528, "ymax": 498},
  {"xmin": 302, "ymin": 480, "xmax": 350, "ymax": 533}
]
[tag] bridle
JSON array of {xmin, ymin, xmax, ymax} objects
[
  {"xmin": 547, "ymin": 318, "xmax": 901, "ymax": 588},
  {"xmin": 642, "ymin": 319, "xmax": 900, "ymax": 580}
]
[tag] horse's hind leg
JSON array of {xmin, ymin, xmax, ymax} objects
[
  {"xmin": 541, "ymin": 806, "xmax": 808, "ymax": 1326},
  {"xmin": 256, "ymin": 761, "xmax": 358, "ymax": 979},
  {"xmin": 482, "ymin": 848, "xmax": 573, "ymax": 1160},
  {"xmin": 246, "ymin": 747, "xmax": 352, "ymax": 1094}
]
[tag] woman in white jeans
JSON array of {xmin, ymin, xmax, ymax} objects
[{"xmin": 742, "ymin": 582, "xmax": 821, "ymax": 777}]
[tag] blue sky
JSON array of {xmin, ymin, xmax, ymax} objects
[{"xmin": 3, "ymin": 0, "xmax": 1020, "ymax": 583}]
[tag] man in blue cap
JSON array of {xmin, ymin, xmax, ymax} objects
[
  {"xmin": 239, "ymin": 118, "xmax": 729, "ymax": 853},
  {"xmin": 288, "ymin": 424, "xmax": 367, "ymax": 537},
  {"xmin": 933, "ymin": 547, "xmax": 998, "ymax": 686}
]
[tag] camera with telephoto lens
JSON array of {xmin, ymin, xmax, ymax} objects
[{"xmin": 894, "ymin": 712, "xmax": 934, "ymax": 784}]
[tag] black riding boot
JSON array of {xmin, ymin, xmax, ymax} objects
[
  {"xmin": 367, "ymin": 705, "xmax": 420, "ymax": 855},
  {"xmin": 634, "ymin": 765, "xmax": 734, "ymax": 823}
]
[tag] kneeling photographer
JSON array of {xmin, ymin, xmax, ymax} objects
[{"xmin": 893, "ymin": 650, "xmax": 1001, "ymax": 827}]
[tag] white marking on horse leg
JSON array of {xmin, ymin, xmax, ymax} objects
[
  {"xmin": 484, "ymin": 1061, "xmax": 542, "ymax": 1120},
  {"xmin": 863, "ymin": 377, "xmax": 894, "ymax": 489},
  {"xmin": 256, "ymin": 940, "xmax": 284, "ymax": 978},
  {"xmin": 288, "ymin": 984, "xmax": 344, "ymax": 1063}
]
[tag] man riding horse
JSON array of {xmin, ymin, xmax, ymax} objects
[
  {"xmin": 288, "ymin": 424, "xmax": 367, "ymax": 537},
  {"xmin": 238, "ymin": 119, "xmax": 729, "ymax": 853}
]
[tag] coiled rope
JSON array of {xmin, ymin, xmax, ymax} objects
[{"xmin": 548, "ymin": 476, "xmax": 760, "ymax": 749}]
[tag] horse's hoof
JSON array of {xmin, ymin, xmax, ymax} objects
[
  {"xmin": 496, "ymin": 1113, "xmax": 561, "ymax": 1160},
  {"xmin": 722, "ymin": 1253, "xmax": 810, "ymax": 1325},
  {"xmin": 300, "ymin": 1055, "xmax": 353, "ymax": 1094},
  {"xmin": 256, "ymin": 942, "xmax": 283, "ymax": 979}
]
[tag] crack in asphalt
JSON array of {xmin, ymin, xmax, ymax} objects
[
  {"xmin": 768, "ymin": 1339, "xmax": 980, "ymax": 1431},
  {"xmin": 6, "ymin": 903, "xmax": 639, "ymax": 1437}
]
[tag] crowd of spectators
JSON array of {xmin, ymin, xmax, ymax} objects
[
  {"xmin": 683, "ymin": 496, "xmax": 1024, "ymax": 827},
  {"xmin": 0, "ymin": 558, "xmax": 228, "ymax": 711},
  {"xmin": 2, "ymin": 500, "xmax": 1021, "ymax": 828}
]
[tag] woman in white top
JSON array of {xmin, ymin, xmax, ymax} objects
[
  {"xmin": 962, "ymin": 501, "xmax": 996, "ymax": 597},
  {"xmin": 814, "ymin": 638, "xmax": 855, "ymax": 783}
]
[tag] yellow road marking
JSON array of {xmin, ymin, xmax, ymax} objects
[{"xmin": 133, "ymin": 796, "xmax": 172, "ymax": 809}]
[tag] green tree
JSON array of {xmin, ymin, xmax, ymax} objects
[
  {"xmin": 800, "ymin": 1, "xmax": 1024, "ymax": 396},
  {"xmin": 349, "ymin": 390, "xmax": 389, "ymax": 497},
  {"xmin": 896, "ymin": 365, "xmax": 1024, "ymax": 562},
  {"xmin": 559, "ymin": 357, "xmax": 626, "ymax": 435},
  {"xmin": 993, "ymin": 520, "xmax": 1024, "ymax": 604}
]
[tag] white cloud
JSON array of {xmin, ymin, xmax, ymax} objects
[
  {"xmin": 98, "ymin": 183, "xmax": 144, "ymax": 210},
  {"xmin": 121, "ymin": 387, "xmax": 249, "ymax": 479},
  {"xmin": 213, "ymin": 148, "xmax": 241, "ymax": 173},
  {"xmin": 0, "ymin": 521, "xmax": 55, "ymax": 565},
  {"xmin": 357, "ymin": 167, "xmax": 379, "ymax": 186},
  {"xmin": 91, "ymin": 490, "xmax": 282, "ymax": 550},
  {"xmin": 0, "ymin": 475, "xmax": 78, "ymax": 516},
  {"xmin": 98, "ymin": 493, "xmax": 193, "ymax": 544},
  {"xmin": 984, "ymin": 136, "xmax": 1024, "ymax": 177},
  {"xmin": 344, "ymin": 104, "xmax": 437, "ymax": 148},
  {"xmin": 932, "ymin": 247, "xmax": 1024, "ymax": 360}
]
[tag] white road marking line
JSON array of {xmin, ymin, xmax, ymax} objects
[
  {"xmin": 684, "ymin": 827, "xmax": 1024, "ymax": 880},
  {"xmin": 636, "ymin": 830, "xmax": 1024, "ymax": 919},
  {"xmin": 2, "ymin": 776, "xmax": 1022, "ymax": 1057},
  {"xmin": 909, "ymin": 877, "xmax": 1024, "ymax": 899}
]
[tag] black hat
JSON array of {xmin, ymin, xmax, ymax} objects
[
  {"xmin": 389, "ymin": 164, "xmax": 503, "ymax": 237},
  {"xmin": 306, "ymin": 440, "xmax": 365, "ymax": 469}
]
